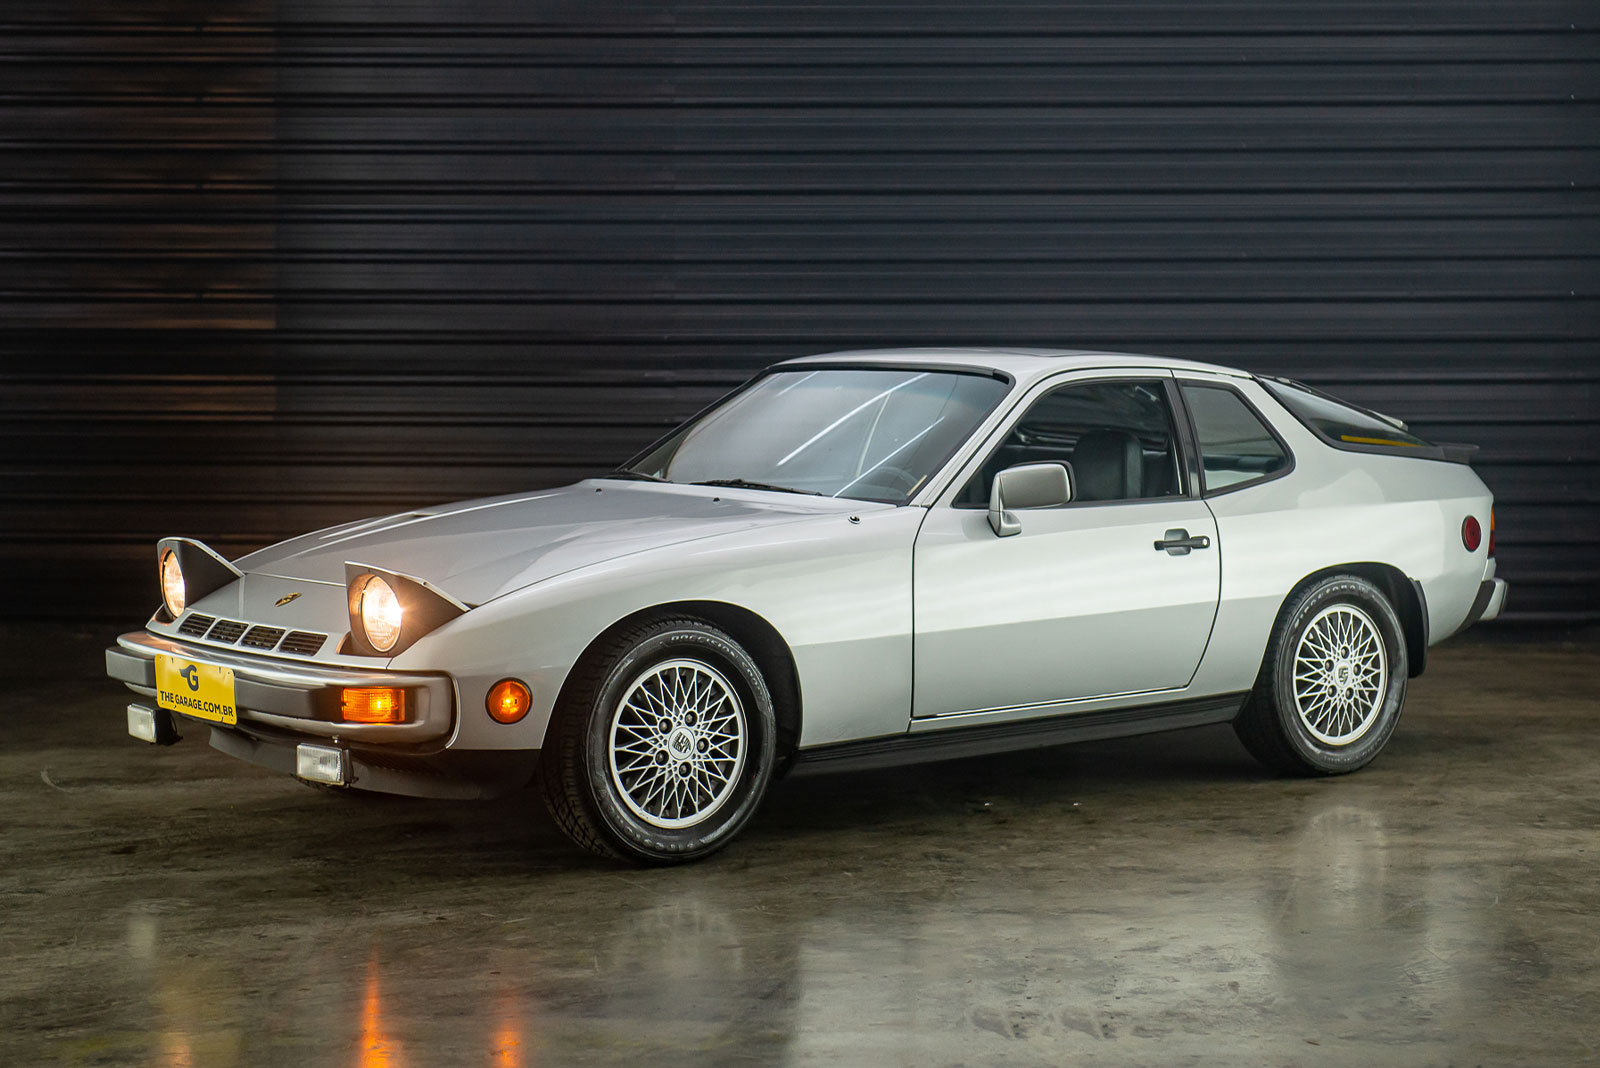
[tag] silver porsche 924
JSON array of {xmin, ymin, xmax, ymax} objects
[{"xmin": 107, "ymin": 349, "xmax": 1508, "ymax": 863}]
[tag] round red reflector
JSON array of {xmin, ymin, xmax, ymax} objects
[
  {"xmin": 1462, "ymin": 516, "xmax": 1482, "ymax": 552},
  {"xmin": 487, "ymin": 679, "xmax": 532, "ymax": 724}
]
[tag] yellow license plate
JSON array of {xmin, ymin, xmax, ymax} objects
[{"xmin": 155, "ymin": 655, "xmax": 237, "ymax": 725}]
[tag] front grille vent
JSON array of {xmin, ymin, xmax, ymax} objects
[
  {"xmin": 278, "ymin": 631, "xmax": 326, "ymax": 656},
  {"xmin": 206, "ymin": 619, "xmax": 248, "ymax": 644},
  {"xmin": 177, "ymin": 613, "xmax": 215, "ymax": 637},
  {"xmin": 240, "ymin": 625, "xmax": 286, "ymax": 650},
  {"xmin": 183, "ymin": 619, "xmax": 328, "ymax": 656}
]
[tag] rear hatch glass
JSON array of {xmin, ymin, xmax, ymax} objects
[{"xmin": 1264, "ymin": 379, "xmax": 1437, "ymax": 451}]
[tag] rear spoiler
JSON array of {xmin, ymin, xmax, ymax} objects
[{"xmin": 1435, "ymin": 442, "xmax": 1480, "ymax": 465}]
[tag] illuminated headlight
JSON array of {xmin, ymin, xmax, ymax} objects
[
  {"xmin": 160, "ymin": 549, "xmax": 186, "ymax": 617},
  {"xmin": 359, "ymin": 575, "xmax": 403, "ymax": 652},
  {"xmin": 343, "ymin": 564, "xmax": 466, "ymax": 658}
]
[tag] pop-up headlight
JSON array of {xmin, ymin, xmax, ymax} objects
[
  {"xmin": 154, "ymin": 538, "xmax": 242, "ymax": 622},
  {"xmin": 344, "ymin": 562, "xmax": 468, "ymax": 657}
]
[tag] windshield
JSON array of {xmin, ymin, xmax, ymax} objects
[{"xmin": 624, "ymin": 368, "xmax": 1011, "ymax": 503}]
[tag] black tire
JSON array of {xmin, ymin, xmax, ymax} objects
[
  {"xmin": 1234, "ymin": 574, "xmax": 1408, "ymax": 776},
  {"xmin": 539, "ymin": 617, "xmax": 778, "ymax": 864}
]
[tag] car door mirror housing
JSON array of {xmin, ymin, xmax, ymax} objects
[{"xmin": 988, "ymin": 462, "xmax": 1073, "ymax": 537}]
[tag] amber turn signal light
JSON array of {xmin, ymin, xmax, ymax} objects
[
  {"xmin": 341, "ymin": 687, "xmax": 406, "ymax": 724},
  {"xmin": 487, "ymin": 679, "xmax": 531, "ymax": 724}
]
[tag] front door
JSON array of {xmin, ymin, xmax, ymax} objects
[{"xmin": 912, "ymin": 374, "xmax": 1221, "ymax": 718}]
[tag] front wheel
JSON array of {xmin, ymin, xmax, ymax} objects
[
  {"xmin": 540, "ymin": 618, "xmax": 777, "ymax": 864},
  {"xmin": 1234, "ymin": 574, "xmax": 1409, "ymax": 776}
]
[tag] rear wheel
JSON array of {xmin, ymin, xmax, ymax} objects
[
  {"xmin": 540, "ymin": 618, "xmax": 777, "ymax": 863},
  {"xmin": 1235, "ymin": 574, "xmax": 1408, "ymax": 776}
]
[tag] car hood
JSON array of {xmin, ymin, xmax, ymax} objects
[{"xmin": 234, "ymin": 480, "xmax": 869, "ymax": 606}]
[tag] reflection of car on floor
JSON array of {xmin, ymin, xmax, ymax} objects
[{"xmin": 106, "ymin": 349, "xmax": 1508, "ymax": 863}]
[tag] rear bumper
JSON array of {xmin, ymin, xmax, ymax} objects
[{"xmin": 1463, "ymin": 577, "xmax": 1509, "ymax": 629}]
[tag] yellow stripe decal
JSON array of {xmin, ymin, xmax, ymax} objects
[{"xmin": 1340, "ymin": 434, "xmax": 1420, "ymax": 447}]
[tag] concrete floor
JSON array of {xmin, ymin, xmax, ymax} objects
[{"xmin": 2, "ymin": 626, "xmax": 1597, "ymax": 1067}]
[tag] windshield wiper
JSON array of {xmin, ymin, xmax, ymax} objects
[
  {"xmin": 601, "ymin": 468, "xmax": 669, "ymax": 482},
  {"xmin": 691, "ymin": 478, "xmax": 822, "ymax": 496}
]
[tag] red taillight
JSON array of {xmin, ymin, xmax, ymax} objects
[
  {"xmin": 1488, "ymin": 509, "xmax": 1496, "ymax": 556},
  {"xmin": 1462, "ymin": 515, "xmax": 1482, "ymax": 552}
]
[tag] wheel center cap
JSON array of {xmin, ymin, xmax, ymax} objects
[
  {"xmin": 1333, "ymin": 660, "xmax": 1353, "ymax": 688},
  {"xmin": 666, "ymin": 727, "xmax": 696, "ymax": 758}
]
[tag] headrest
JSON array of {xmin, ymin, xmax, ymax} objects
[{"xmin": 1072, "ymin": 430, "xmax": 1142, "ymax": 501}]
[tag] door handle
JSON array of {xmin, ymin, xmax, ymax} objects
[{"xmin": 1154, "ymin": 528, "xmax": 1211, "ymax": 555}]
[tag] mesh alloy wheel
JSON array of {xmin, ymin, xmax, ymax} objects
[
  {"xmin": 607, "ymin": 658, "xmax": 748, "ymax": 830},
  {"xmin": 1234, "ymin": 573, "xmax": 1409, "ymax": 778},
  {"xmin": 540, "ymin": 616, "xmax": 778, "ymax": 863},
  {"xmin": 1291, "ymin": 603, "xmax": 1388, "ymax": 746}
]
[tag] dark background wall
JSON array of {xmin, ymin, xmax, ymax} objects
[{"xmin": 3, "ymin": 1, "xmax": 1596, "ymax": 621}]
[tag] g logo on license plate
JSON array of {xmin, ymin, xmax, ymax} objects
[{"xmin": 154, "ymin": 655, "xmax": 238, "ymax": 726}]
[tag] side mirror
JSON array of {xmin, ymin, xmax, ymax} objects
[{"xmin": 989, "ymin": 462, "xmax": 1073, "ymax": 537}]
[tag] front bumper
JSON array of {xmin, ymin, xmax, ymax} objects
[
  {"xmin": 108, "ymin": 630, "xmax": 536, "ymax": 799},
  {"xmin": 106, "ymin": 630, "xmax": 454, "ymax": 743}
]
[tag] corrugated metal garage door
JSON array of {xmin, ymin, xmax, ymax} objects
[{"xmin": 3, "ymin": 1, "xmax": 1596, "ymax": 621}]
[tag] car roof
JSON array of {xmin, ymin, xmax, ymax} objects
[{"xmin": 774, "ymin": 347, "xmax": 1253, "ymax": 386}]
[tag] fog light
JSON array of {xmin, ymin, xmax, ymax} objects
[
  {"xmin": 127, "ymin": 703, "xmax": 178, "ymax": 745},
  {"xmin": 296, "ymin": 744, "xmax": 347, "ymax": 785},
  {"xmin": 341, "ymin": 687, "xmax": 406, "ymax": 724},
  {"xmin": 127, "ymin": 704, "xmax": 158, "ymax": 743},
  {"xmin": 487, "ymin": 678, "xmax": 531, "ymax": 724}
]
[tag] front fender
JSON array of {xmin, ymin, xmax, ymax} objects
[{"xmin": 393, "ymin": 506, "xmax": 924, "ymax": 751}]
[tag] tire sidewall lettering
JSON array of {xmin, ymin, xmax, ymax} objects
[
  {"xmin": 580, "ymin": 624, "xmax": 776, "ymax": 860},
  {"xmin": 1273, "ymin": 578, "xmax": 1407, "ymax": 772}
]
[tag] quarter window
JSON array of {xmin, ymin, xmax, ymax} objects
[
  {"xmin": 957, "ymin": 380, "xmax": 1185, "ymax": 506},
  {"xmin": 1181, "ymin": 384, "xmax": 1290, "ymax": 493}
]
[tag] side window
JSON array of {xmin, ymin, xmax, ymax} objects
[
  {"xmin": 957, "ymin": 380, "xmax": 1185, "ymax": 506},
  {"xmin": 1180, "ymin": 384, "xmax": 1290, "ymax": 493}
]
